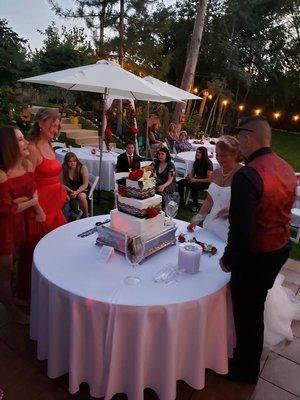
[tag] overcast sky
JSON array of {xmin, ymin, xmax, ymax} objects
[{"xmin": 0, "ymin": 0, "xmax": 176, "ymax": 51}]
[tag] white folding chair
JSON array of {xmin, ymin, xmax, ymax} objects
[{"xmin": 88, "ymin": 174, "xmax": 99, "ymax": 216}]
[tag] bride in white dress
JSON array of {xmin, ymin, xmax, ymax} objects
[{"xmin": 188, "ymin": 135, "xmax": 300, "ymax": 347}]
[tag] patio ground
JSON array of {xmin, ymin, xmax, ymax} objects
[{"xmin": 0, "ymin": 258, "xmax": 299, "ymax": 400}]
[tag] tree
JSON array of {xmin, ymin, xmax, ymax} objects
[
  {"xmin": 172, "ymin": 0, "xmax": 208, "ymax": 125},
  {"xmin": 32, "ymin": 22, "xmax": 94, "ymax": 74},
  {"xmin": 0, "ymin": 19, "xmax": 29, "ymax": 87}
]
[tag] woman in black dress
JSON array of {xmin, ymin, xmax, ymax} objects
[
  {"xmin": 62, "ymin": 152, "xmax": 89, "ymax": 217},
  {"xmin": 154, "ymin": 148, "xmax": 177, "ymax": 204},
  {"xmin": 177, "ymin": 146, "xmax": 213, "ymax": 212}
]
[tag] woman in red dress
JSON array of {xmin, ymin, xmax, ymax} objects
[
  {"xmin": 17, "ymin": 109, "xmax": 67, "ymax": 302},
  {"xmin": 28, "ymin": 108, "xmax": 67, "ymax": 233},
  {"xmin": 0, "ymin": 126, "xmax": 45, "ymax": 323}
]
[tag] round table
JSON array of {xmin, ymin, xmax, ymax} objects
[
  {"xmin": 177, "ymin": 151, "xmax": 220, "ymax": 172},
  {"xmin": 188, "ymin": 139, "xmax": 216, "ymax": 153},
  {"xmin": 55, "ymin": 147, "xmax": 118, "ymax": 191},
  {"xmin": 30, "ymin": 215, "xmax": 234, "ymax": 400}
]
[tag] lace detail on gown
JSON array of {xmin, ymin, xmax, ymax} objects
[{"xmin": 203, "ymin": 182, "xmax": 300, "ymax": 346}]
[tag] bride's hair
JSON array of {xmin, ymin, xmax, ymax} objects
[{"xmin": 216, "ymin": 135, "xmax": 242, "ymax": 161}]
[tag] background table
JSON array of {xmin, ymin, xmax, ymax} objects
[
  {"xmin": 30, "ymin": 215, "xmax": 234, "ymax": 400},
  {"xmin": 188, "ymin": 139, "xmax": 216, "ymax": 153},
  {"xmin": 56, "ymin": 147, "xmax": 118, "ymax": 190},
  {"xmin": 177, "ymin": 151, "xmax": 220, "ymax": 172}
]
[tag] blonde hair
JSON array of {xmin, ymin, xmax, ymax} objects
[
  {"xmin": 29, "ymin": 108, "xmax": 60, "ymax": 141},
  {"xmin": 216, "ymin": 135, "xmax": 242, "ymax": 161}
]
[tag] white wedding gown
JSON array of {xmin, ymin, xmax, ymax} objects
[{"xmin": 203, "ymin": 182, "xmax": 300, "ymax": 346}]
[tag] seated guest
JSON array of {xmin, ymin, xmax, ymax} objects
[
  {"xmin": 62, "ymin": 152, "xmax": 90, "ymax": 218},
  {"xmin": 149, "ymin": 123, "xmax": 164, "ymax": 146},
  {"xmin": 154, "ymin": 148, "xmax": 176, "ymax": 203},
  {"xmin": 166, "ymin": 122, "xmax": 179, "ymax": 151},
  {"xmin": 175, "ymin": 130, "xmax": 192, "ymax": 153},
  {"xmin": 116, "ymin": 141, "xmax": 141, "ymax": 172},
  {"xmin": 178, "ymin": 147, "xmax": 213, "ymax": 212}
]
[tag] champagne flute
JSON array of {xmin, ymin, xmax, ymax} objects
[
  {"xmin": 124, "ymin": 235, "xmax": 145, "ymax": 285},
  {"xmin": 165, "ymin": 193, "xmax": 180, "ymax": 225}
]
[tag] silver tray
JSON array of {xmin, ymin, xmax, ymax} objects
[{"xmin": 96, "ymin": 223, "xmax": 177, "ymax": 259}]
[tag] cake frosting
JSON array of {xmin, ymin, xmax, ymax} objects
[
  {"xmin": 117, "ymin": 194, "xmax": 162, "ymax": 218},
  {"xmin": 110, "ymin": 209, "xmax": 165, "ymax": 238},
  {"xmin": 109, "ymin": 168, "xmax": 166, "ymax": 238}
]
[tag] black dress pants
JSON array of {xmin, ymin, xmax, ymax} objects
[
  {"xmin": 230, "ymin": 245, "xmax": 290, "ymax": 378},
  {"xmin": 177, "ymin": 179, "xmax": 209, "ymax": 206}
]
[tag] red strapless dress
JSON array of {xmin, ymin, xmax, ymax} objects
[
  {"xmin": 0, "ymin": 172, "xmax": 36, "ymax": 256},
  {"xmin": 34, "ymin": 156, "xmax": 67, "ymax": 234}
]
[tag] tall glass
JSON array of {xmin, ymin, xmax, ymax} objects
[
  {"xmin": 165, "ymin": 193, "xmax": 180, "ymax": 225},
  {"xmin": 124, "ymin": 235, "xmax": 145, "ymax": 285}
]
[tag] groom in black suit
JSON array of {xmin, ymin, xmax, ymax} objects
[{"xmin": 116, "ymin": 140, "xmax": 141, "ymax": 172}]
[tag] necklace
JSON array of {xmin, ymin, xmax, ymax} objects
[{"xmin": 221, "ymin": 166, "xmax": 237, "ymax": 179}]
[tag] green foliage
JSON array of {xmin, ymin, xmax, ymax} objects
[
  {"xmin": 32, "ymin": 22, "xmax": 94, "ymax": 74},
  {"xmin": 0, "ymin": 19, "xmax": 30, "ymax": 87}
]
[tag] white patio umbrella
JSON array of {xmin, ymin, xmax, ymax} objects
[
  {"xmin": 19, "ymin": 60, "xmax": 181, "ymax": 188},
  {"xmin": 141, "ymin": 76, "xmax": 201, "ymax": 156},
  {"xmin": 143, "ymin": 76, "xmax": 202, "ymax": 101}
]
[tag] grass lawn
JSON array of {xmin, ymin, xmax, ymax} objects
[{"xmin": 90, "ymin": 129, "xmax": 300, "ymax": 260}]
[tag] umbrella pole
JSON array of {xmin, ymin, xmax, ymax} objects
[
  {"xmin": 98, "ymin": 88, "xmax": 108, "ymax": 203},
  {"xmin": 145, "ymin": 101, "xmax": 151, "ymax": 159}
]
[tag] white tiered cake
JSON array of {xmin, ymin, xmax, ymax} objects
[{"xmin": 110, "ymin": 169, "xmax": 165, "ymax": 238}]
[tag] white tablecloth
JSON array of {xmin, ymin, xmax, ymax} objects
[
  {"xmin": 30, "ymin": 215, "xmax": 234, "ymax": 400},
  {"xmin": 188, "ymin": 139, "xmax": 216, "ymax": 153},
  {"xmin": 56, "ymin": 147, "xmax": 118, "ymax": 191},
  {"xmin": 177, "ymin": 151, "xmax": 220, "ymax": 172}
]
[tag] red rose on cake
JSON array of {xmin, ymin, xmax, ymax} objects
[
  {"xmin": 128, "ymin": 169, "xmax": 144, "ymax": 181},
  {"xmin": 146, "ymin": 206, "xmax": 161, "ymax": 219}
]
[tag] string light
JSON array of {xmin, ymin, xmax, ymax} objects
[
  {"xmin": 193, "ymin": 87, "xmax": 198, "ymax": 94},
  {"xmin": 273, "ymin": 112, "xmax": 281, "ymax": 120},
  {"xmin": 238, "ymin": 105, "xmax": 244, "ymax": 111},
  {"xmin": 222, "ymin": 99, "xmax": 228, "ymax": 106},
  {"xmin": 208, "ymin": 94, "xmax": 213, "ymax": 100},
  {"xmin": 293, "ymin": 115, "xmax": 299, "ymax": 122},
  {"xmin": 254, "ymin": 109, "xmax": 262, "ymax": 116}
]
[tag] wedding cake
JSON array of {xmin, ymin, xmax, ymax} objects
[{"xmin": 110, "ymin": 169, "xmax": 165, "ymax": 238}]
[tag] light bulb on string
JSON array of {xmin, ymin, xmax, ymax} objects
[
  {"xmin": 208, "ymin": 94, "xmax": 213, "ymax": 100},
  {"xmin": 222, "ymin": 99, "xmax": 228, "ymax": 106},
  {"xmin": 238, "ymin": 104, "xmax": 244, "ymax": 111},
  {"xmin": 193, "ymin": 87, "xmax": 198, "ymax": 94},
  {"xmin": 254, "ymin": 109, "xmax": 262, "ymax": 116},
  {"xmin": 273, "ymin": 112, "xmax": 281, "ymax": 120},
  {"xmin": 293, "ymin": 115, "xmax": 299, "ymax": 122}
]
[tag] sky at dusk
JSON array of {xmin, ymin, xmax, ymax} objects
[{"xmin": 0, "ymin": 0, "xmax": 176, "ymax": 51}]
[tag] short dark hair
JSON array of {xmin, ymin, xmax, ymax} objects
[
  {"xmin": 156, "ymin": 147, "xmax": 171, "ymax": 162},
  {"xmin": 125, "ymin": 140, "xmax": 135, "ymax": 147},
  {"xmin": 0, "ymin": 126, "xmax": 20, "ymax": 170},
  {"xmin": 238, "ymin": 115, "xmax": 268, "ymax": 127}
]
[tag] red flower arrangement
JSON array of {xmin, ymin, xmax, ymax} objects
[
  {"xmin": 130, "ymin": 126, "xmax": 139, "ymax": 135},
  {"xmin": 146, "ymin": 206, "xmax": 161, "ymax": 219},
  {"xmin": 128, "ymin": 169, "xmax": 144, "ymax": 181},
  {"xmin": 177, "ymin": 234, "xmax": 217, "ymax": 255},
  {"xmin": 105, "ymin": 125, "xmax": 113, "ymax": 138}
]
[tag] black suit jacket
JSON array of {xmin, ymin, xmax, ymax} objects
[{"xmin": 116, "ymin": 152, "xmax": 141, "ymax": 172}]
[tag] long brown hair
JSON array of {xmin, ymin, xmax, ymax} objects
[
  {"xmin": 62, "ymin": 152, "xmax": 83, "ymax": 184},
  {"xmin": 0, "ymin": 126, "xmax": 21, "ymax": 171},
  {"xmin": 28, "ymin": 108, "xmax": 60, "ymax": 142}
]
